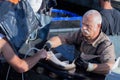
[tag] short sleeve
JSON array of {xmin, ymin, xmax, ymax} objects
[{"xmin": 100, "ymin": 44, "xmax": 116, "ymax": 63}]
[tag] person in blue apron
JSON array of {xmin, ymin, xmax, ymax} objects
[
  {"xmin": 0, "ymin": 0, "xmax": 51, "ymax": 73},
  {"xmin": 0, "ymin": 0, "xmax": 58, "ymax": 79}
]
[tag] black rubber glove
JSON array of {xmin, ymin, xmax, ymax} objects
[
  {"xmin": 75, "ymin": 56, "xmax": 89, "ymax": 71},
  {"xmin": 44, "ymin": 41, "xmax": 52, "ymax": 51}
]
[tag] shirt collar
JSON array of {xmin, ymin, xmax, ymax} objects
[{"xmin": 91, "ymin": 31, "xmax": 105, "ymax": 47}]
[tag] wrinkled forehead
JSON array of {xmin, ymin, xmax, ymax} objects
[{"xmin": 82, "ymin": 14, "xmax": 95, "ymax": 22}]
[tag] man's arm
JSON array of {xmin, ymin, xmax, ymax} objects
[
  {"xmin": 48, "ymin": 36, "xmax": 62, "ymax": 48},
  {"xmin": 92, "ymin": 62, "xmax": 114, "ymax": 74},
  {"xmin": 92, "ymin": 43, "xmax": 116, "ymax": 74},
  {"xmin": 0, "ymin": 38, "xmax": 48, "ymax": 73},
  {"xmin": 75, "ymin": 43, "xmax": 115, "ymax": 75},
  {"xmin": 45, "ymin": 30, "xmax": 81, "ymax": 49},
  {"xmin": 75, "ymin": 57, "xmax": 114, "ymax": 75},
  {"xmin": 43, "ymin": 36, "xmax": 62, "ymax": 51}
]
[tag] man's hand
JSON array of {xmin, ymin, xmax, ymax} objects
[
  {"xmin": 38, "ymin": 49, "xmax": 51, "ymax": 60},
  {"xmin": 43, "ymin": 41, "xmax": 52, "ymax": 51},
  {"xmin": 75, "ymin": 56, "xmax": 89, "ymax": 71}
]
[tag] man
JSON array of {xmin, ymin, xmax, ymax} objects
[
  {"xmin": 44, "ymin": 10, "xmax": 116, "ymax": 75},
  {"xmin": 0, "ymin": 0, "xmax": 50, "ymax": 73},
  {"xmin": 99, "ymin": 0, "xmax": 120, "ymax": 35}
]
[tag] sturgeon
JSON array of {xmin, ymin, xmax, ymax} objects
[{"xmin": 47, "ymin": 51, "xmax": 76, "ymax": 70}]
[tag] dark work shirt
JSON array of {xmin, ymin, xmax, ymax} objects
[
  {"xmin": 58, "ymin": 29, "xmax": 115, "ymax": 63},
  {"xmin": 100, "ymin": 8, "xmax": 120, "ymax": 35}
]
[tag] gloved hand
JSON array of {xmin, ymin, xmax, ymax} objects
[
  {"xmin": 43, "ymin": 41, "xmax": 52, "ymax": 51},
  {"xmin": 75, "ymin": 56, "xmax": 89, "ymax": 71}
]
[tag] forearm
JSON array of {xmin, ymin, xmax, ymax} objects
[
  {"xmin": 91, "ymin": 63, "xmax": 114, "ymax": 75},
  {"xmin": 48, "ymin": 36, "xmax": 62, "ymax": 48},
  {"xmin": 3, "ymin": 49, "xmax": 43, "ymax": 73},
  {"xmin": 7, "ymin": 50, "xmax": 45, "ymax": 73},
  {"xmin": 1, "ymin": 39, "xmax": 45, "ymax": 73},
  {"xmin": 21, "ymin": 52, "xmax": 44, "ymax": 72}
]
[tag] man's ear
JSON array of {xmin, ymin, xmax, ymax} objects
[{"xmin": 98, "ymin": 24, "xmax": 101, "ymax": 29}]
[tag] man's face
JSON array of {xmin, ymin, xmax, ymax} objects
[{"xmin": 81, "ymin": 15, "xmax": 99, "ymax": 40}]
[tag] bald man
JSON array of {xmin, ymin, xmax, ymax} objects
[{"xmin": 44, "ymin": 10, "xmax": 116, "ymax": 75}]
